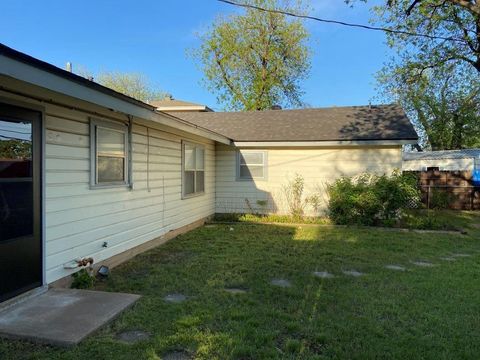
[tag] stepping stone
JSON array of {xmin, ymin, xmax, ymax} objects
[
  {"xmin": 164, "ymin": 294, "xmax": 187, "ymax": 303},
  {"xmin": 452, "ymin": 253, "xmax": 472, "ymax": 257},
  {"xmin": 385, "ymin": 265, "xmax": 406, "ymax": 271},
  {"xmin": 411, "ymin": 261, "xmax": 436, "ymax": 267},
  {"xmin": 116, "ymin": 330, "xmax": 150, "ymax": 344},
  {"xmin": 163, "ymin": 351, "xmax": 192, "ymax": 360},
  {"xmin": 313, "ymin": 271, "xmax": 335, "ymax": 279},
  {"xmin": 439, "ymin": 257, "xmax": 456, "ymax": 261},
  {"xmin": 224, "ymin": 288, "xmax": 248, "ymax": 294},
  {"xmin": 342, "ymin": 270, "xmax": 364, "ymax": 277},
  {"xmin": 270, "ymin": 279, "xmax": 291, "ymax": 288}
]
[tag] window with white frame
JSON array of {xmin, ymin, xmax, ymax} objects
[
  {"xmin": 182, "ymin": 141, "xmax": 205, "ymax": 197},
  {"xmin": 237, "ymin": 151, "xmax": 267, "ymax": 180},
  {"xmin": 90, "ymin": 118, "xmax": 129, "ymax": 187}
]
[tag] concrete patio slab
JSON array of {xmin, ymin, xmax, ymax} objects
[{"xmin": 0, "ymin": 288, "xmax": 140, "ymax": 347}]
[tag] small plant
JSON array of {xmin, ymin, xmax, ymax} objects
[
  {"xmin": 306, "ymin": 194, "xmax": 323, "ymax": 215},
  {"xmin": 282, "ymin": 173, "xmax": 306, "ymax": 217},
  {"xmin": 71, "ymin": 268, "xmax": 95, "ymax": 289}
]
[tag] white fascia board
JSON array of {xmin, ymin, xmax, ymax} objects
[
  {"xmin": 233, "ymin": 139, "xmax": 417, "ymax": 147},
  {"xmin": 156, "ymin": 106, "xmax": 207, "ymax": 112},
  {"xmin": 0, "ymin": 55, "xmax": 231, "ymax": 145}
]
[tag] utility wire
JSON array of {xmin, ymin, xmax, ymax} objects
[{"xmin": 218, "ymin": 0, "xmax": 465, "ymax": 43}]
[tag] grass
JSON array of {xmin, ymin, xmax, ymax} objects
[
  {"xmin": 215, "ymin": 209, "xmax": 476, "ymax": 232},
  {"xmin": 1, "ymin": 211, "xmax": 480, "ymax": 359}
]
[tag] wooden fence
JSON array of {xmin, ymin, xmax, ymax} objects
[{"xmin": 406, "ymin": 170, "xmax": 480, "ymax": 210}]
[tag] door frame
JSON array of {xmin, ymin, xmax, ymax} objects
[{"xmin": 0, "ymin": 96, "xmax": 46, "ymax": 294}]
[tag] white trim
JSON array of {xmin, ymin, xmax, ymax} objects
[
  {"xmin": 156, "ymin": 106, "xmax": 208, "ymax": 112},
  {"xmin": 236, "ymin": 150, "xmax": 268, "ymax": 181},
  {"xmin": 233, "ymin": 139, "xmax": 417, "ymax": 147},
  {"xmin": 181, "ymin": 140, "xmax": 206, "ymax": 199},
  {"xmin": 0, "ymin": 55, "xmax": 230, "ymax": 144},
  {"xmin": 90, "ymin": 117, "xmax": 130, "ymax": 189}
]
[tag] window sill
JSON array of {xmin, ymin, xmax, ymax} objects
[
  {"xmin": 182, "ymin": 191, "xmax": 205, "ymax": 200},
  {"xmin": 236, "ymin": 177, "xmax": 267, "ymax": 182},
  {"xmin": 90, "ymin": 183, "xmax": 131, "ymax": 190}
]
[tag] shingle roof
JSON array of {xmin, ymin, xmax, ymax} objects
[
  {"xmin": 172, "ymin": 104, "xmax": 418, "ymax": 142},
  {"xmin": 403, "ymin": 149, "xmax": 480, "ymax": 161}
]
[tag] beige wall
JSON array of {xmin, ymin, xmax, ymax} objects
[
  {"xmin": 216, "ymin": 144, "xmax": 402, "ymax": 216},
  {"xmin": 1, "ymin": 89, "xmax": 216, "ymax": 284}
]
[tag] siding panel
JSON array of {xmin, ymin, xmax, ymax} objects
[
  {"xmin": 215, "ymin": 144, "xmax": 402, "ymax": 216},
  {"xmin": 41, "ymin": 104, "xmax": 215, "ymax": 283}
]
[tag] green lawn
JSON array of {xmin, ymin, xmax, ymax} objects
[{"xmin": 1, "ymin": 211, "xmax": 480, "ymax": 359}]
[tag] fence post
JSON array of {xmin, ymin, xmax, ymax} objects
[{"xmin": 427, "ymin": 185, "xmax": 430, "ymax": 209}]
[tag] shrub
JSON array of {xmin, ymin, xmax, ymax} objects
[
  {"xmin": 71, "ymin": 268, "xmax": 95, "ymax": 289},
  {"xmin": 327, "ymin": 171, "xmax": 420, "ymax": 226}
]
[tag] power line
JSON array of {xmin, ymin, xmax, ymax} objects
[{"xmin": 218, "ymin": 0, "xmax": 465, "ymax": 43}]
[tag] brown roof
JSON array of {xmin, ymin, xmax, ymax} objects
[{"xmin": 172, "ymin": 104, "xmax": 418, "ymax": 142}]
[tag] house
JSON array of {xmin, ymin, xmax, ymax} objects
[
  {"xmin": 149, "ymin": 97, "xmax": 213, "ymax": 112},
  {"xmin": 403, "ymin": 149, "xmax": 480, "ymax": 172},
  {"xmin": 174, "ymin": 106, "xmax": 418, "ymax": 215},
  {"xmin": 0, "ymin": 43, "xmax": 418, "ymax": 304}
]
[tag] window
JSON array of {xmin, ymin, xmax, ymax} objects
[
  {"xmin": 237, "ymin": 151, "xmax": 267, "ymax": 180},
  {"xmin": 90, "ymin": 118, "xmax": 129, "ymax": 187},
  {"xmin": 182, "ymin": 141, "xmax": 205, "ymax": 197}
]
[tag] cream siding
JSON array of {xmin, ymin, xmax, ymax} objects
[
  {"xmin": 1, "ymin": 89, "xmax": 216, "ymax": 284},
  {"xmin": 215, "ymin": 144, "xmax": 402, "ymax": 216}
]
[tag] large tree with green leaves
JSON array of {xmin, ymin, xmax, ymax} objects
[
  {"xmin": 349, "ymin": 0, "xmax": 480, "ymax": 149},
  {"xmin": 76, "ymin": 68, "xmax": 169, "ymax": 103},
  {"xmin": 95, "ymin": 72, "xmax": 169, "ymax": 103},
  {"xmin": 194, "ymin": 0, "xmax": 311, "ymax": 111}
]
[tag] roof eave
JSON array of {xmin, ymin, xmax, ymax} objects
[
  {"xmin": 0, "ymin": 46, "xmax": 231, "ymax": 145},
  {"xmin": 232, "ymin": 139, "xmax": 418, "ymax": 147}
]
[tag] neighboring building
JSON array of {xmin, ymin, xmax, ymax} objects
[
  {"xmin": 0, "ymin": 43, "xmax": 418, "ymax": 303},
  {"xmin": 150, "ymin": 98, "xmax": 213, "ymax": 112},
  {"xmin": 403, "ymin": 149, "xmax": 480, "ymax": 171}
]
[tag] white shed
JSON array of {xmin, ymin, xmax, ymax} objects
[{"xmin": 403, "ymin": 149, "xmax": 480, "ymax": 171}]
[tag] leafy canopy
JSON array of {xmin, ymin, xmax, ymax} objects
[
  {"xmin": 194, "ymin": 0, "xmax": 311, "ymax": 111},
  {"xmin": 348, "ymin": 0, "xmax": 480, "ymax": 149},
  {"xmin": 76, "ymin": 67, "xmax": 169, "ymax": 103},
  {"xmin": 95, "ymin": 72, "xmax": 169, "ymax": 103}
]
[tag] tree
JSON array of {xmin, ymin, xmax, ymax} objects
[
  {"xmin": 347, "ymin": 0, "xmax": 480, "ymax": 77},
  {"xmin": 194, "ymin": 0, "xmax": 311, "ymax": 111},
  {"xmin": 95, "ymin": 72, "xmax": 169, "ymax": 103},
  {"xmin": 347, "ymin": 0, "xmax": 480, "ymax": 149},
  {"xmin": 76, "ymin": 68, "xmax": 169, "ymax": 103},
  {"xmin": 377, "ymin": 63, "xmax": 480, "ymax": 149}
]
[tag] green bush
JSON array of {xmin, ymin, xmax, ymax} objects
[
  {"xmin": 327, "ymin": 171, "xmax": 420, "ymax": 226},
  {"xmin": 71, "ymin": 268, "xmax": 95, "ymax": 289}
]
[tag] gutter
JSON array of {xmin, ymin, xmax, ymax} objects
[
  {"xmin": 233, "ymin": 139, "xmax": 418, "ymax": 147},
  {"xmin": 0, "ymin": 44, "xmax": 231, "ymax": 145}
]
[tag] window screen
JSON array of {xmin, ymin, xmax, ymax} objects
[
  {"xmin": 91, "ymin": 119, "xmax": 129, "ymax": 187},
  {"xmin": 238, "ymin": 151, "xmax": 266, "ymax": 180},
  {"xmin": 182, "ymin": 141, "xmax": 205, "ymax": 197}
]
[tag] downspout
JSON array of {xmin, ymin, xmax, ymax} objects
[{"xmin": 127, "ymin": 115, "xmax": 134, "ymax": 190}]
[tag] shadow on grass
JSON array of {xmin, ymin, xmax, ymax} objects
[{"xmin": 1, "ymin": 222, "xmax": 480, "ymax": 359}]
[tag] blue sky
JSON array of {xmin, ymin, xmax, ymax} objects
[{"xmin": 1, "ymin": 0, "xmax": 391, "ymax": 110}]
